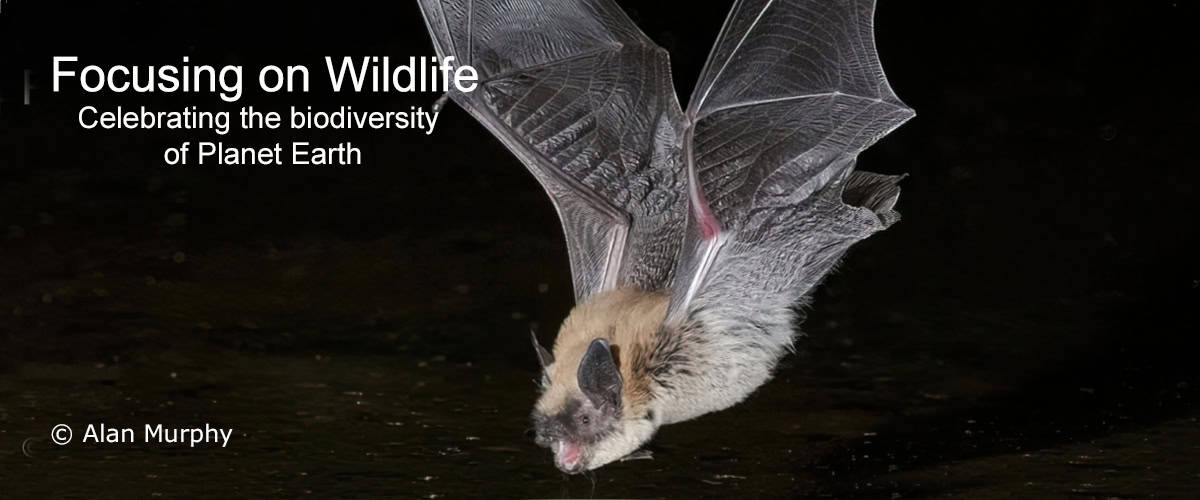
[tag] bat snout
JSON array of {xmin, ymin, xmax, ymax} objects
[{"xmin": 552, "ymin": 440, "xmax": 586, "ymax": 473}]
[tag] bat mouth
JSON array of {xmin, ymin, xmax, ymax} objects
[{"xmin": 552, "ymin": 440, "xmax": 585, "ymax": 473}]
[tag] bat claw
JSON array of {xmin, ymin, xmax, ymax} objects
[{"xmin": 432, "ymin": 93, "xmax": 450, "ymax": 112}]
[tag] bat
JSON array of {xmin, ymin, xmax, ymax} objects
[{"xmin": 417, "ymin": 0, "xmax": 914, "ymax": 473}]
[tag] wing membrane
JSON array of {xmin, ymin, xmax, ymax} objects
[
  {"xmin": 418, "ymin": 0, "xmax": 688, "ymax": 301},
  {"xmin": 667, "ymin": 0, "xmax": 914, "ymax": 321}
]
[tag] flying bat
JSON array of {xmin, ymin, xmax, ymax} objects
[{"xmin": 417, "ymin": 0, "xmax": 914, "ymax": 473}]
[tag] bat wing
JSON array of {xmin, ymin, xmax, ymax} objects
[
  {"xmin": 667, "ymin": 0, "xmax": 915, "ymax": 322},
  {"xmin": 418, "ymin": 0, "xmax": 688, "ymax": 302}
]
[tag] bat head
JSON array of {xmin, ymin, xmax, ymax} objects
[
  {"xmin": 531, "ymin": 338, "xmax": 625, "ymax": 473},
  {"xmin": 529, "ymin": 289, "xmax": 665, "ymax": 473}
]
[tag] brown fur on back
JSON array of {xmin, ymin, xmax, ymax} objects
[{"xmin": 537, "ymin": 288, "xmax": 668, "ymax": 418}]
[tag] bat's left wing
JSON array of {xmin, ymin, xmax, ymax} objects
[{"xmin": 418, "ymin": 0, "xmax": 688, "ymax": 302}]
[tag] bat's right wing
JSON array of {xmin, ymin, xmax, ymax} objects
[
  {"xmin": 418, "ymin": 0, "xmax": 688, "ymax": 302},
  {"xmin": 666, "ymin": 0, "xmax": 915, "ymax": 323}
]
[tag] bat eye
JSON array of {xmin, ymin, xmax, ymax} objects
[{"xmin": 580, "ymin": 415, "xmax": 590, "ymax": 425}]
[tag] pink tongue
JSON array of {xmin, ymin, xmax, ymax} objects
[{"xmin": 559, "ymin": 442, "xmax": 581, "ymax": 468}]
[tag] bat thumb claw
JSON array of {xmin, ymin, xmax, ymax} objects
[{"xmin": 432, "ymin": 93, "xmax": 451, "ymax": 112}]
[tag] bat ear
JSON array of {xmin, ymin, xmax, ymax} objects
[
  {"xmin": 577, "ymin": 338, "xmax": 622, "ymax": 410},
  {"xmin": 530, "ymin": 330, "xmax": 554, "ymax": 369}
]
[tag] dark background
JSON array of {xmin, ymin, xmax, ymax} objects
[{"xmin": 1, "ymin": 0, "xmax": 1197, "ymax": 497}]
